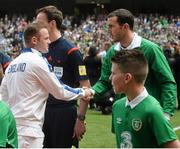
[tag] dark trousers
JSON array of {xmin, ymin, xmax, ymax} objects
[{"xmin": 43, "ymin": 104, "xmax": 78, "ymax": 148}]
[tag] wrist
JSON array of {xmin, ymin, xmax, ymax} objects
[
  {"xmin": 80, "ymin": 88, "xmax": 85, "ymax": 97},
  {"xmin": 77, "ymin": 113, "xmax": 86, "ymax": 121},
  {"xmin": 90, "ymin": 88, "xmax": 95, "ymax": 95}
]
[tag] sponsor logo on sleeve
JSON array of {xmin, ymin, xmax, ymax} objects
[{"xmin": 79, "ymin": 65, "xmax": 87, "ymax": 76}]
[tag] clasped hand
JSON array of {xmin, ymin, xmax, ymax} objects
[{"xmin": 81, "ymin": 87, "xmax": 94, "ymax": 102}]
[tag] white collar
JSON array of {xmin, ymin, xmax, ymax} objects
[
  {"xmin": 31, "ymin": 48, "xmax": 43, "ymax": 57},
  {"xmin": 125, "ymin": 88, "xmax": 149, "ymax": 109},
  {"xmin": 0, "ymin": 94, "xmax": 2, "ymax": 101},
  {"xmin": 114, "ymin": 33, "xmax": 142, "ymax": 51}
]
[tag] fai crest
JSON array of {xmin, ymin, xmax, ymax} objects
[{"xmin": 132, "ymin": 119, "xmax": 142, "ymax": 131}]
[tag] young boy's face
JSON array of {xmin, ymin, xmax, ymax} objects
[{"xmin": 109, "ymin": 62, "xmax": 126, "ymax": 94}]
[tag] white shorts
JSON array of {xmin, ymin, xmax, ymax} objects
[
  {"xmin": 17, "ymin": 124, "xmax": 44, "ymax": 148},
  {"xmin": 18, "ymin": 135, "xmax": 43, "ymax": 148}
]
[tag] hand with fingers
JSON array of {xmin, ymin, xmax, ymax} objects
[
  {"xmin": 73, "ymin": 115, "xmax": 86, "ymax": 141},
  {"xmin": 82, "ymin": 87, "xmax": 94, "ymax": 102}
]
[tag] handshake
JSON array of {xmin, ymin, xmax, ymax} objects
[{"xmin": 81, "ymin": 87, "xmax": 95, "ymax": 102}]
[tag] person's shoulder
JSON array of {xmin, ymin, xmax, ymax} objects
[
  {"xmin": 143, "ymin": 95, "xmax": 163, "ymax": 112},
  {"xmin": 19, "ymin": 52, "xmax": 39, "ymax": 61},
  {"xmin": 59, "ymin": 37, "xmax": 75, "ymax": 48},
  {"xmin": 140, "ymin": 38, "xmax": 163, "ymax": 57},
  {"xmin": 55, "ymin": 37, "xmax": 78, "ymax": 53},
  {"xmin": 145, "ymin": 95, "xmax": 160, "ymax": 104},
  {"xmin": 21, "ymin": 52, "xmax": 46, "ymax": 68},
  {"xmin": 141, "ymin": 38, "xmax": 161, "ymax": 49},
  {"xmin": 113, "ymin": 97, "xmax": 126, "ymax": 108},
  {"xmin": 106, "ymin": 44, "xmax": 116, "ymax": 53},
  {"xmin": 103, "ymin": 44, "xmax": 117, "ymax": 61}
]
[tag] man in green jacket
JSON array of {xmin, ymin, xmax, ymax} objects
[{"xmin": 92, "ymin": 8, "xmax": 176, "ymax": 119}]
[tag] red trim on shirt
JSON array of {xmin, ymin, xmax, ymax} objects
[
  {"xmin": 67, "ymin": 47, "xmax": 79, "ymax": 55},
  {"xmin": 48, "ymin": 56, "xmax": 52, "ymax": 61}
]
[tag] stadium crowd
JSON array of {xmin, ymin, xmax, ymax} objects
[
  {"xmin": 0, "ymin": 13, "xmax": 179, "ymax": 58},
  {"xmin": 0, "ymin": 12, "xmax": 180, "ymax": 110},
  {"xmin": 0, "ymin": 7, "xmax": 180, "ymax": 148}
]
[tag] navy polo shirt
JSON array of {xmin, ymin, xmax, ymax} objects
[{"xmin": 44, "ymin": 37, "xmax": 89, "ymax": 105}]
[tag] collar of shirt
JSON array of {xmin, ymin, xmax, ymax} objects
[
  {"xmin": 31, "ymin": 48, "xmax": 43, "ymax": 57},
  {"xmin": 30, "ymin": 48, "xmax": 53, "ymax": 72},
  {"xmin": 0, "ymin": 94, "xmax": 2, "ymax": 101},
  {"xmin": 125, "ymin": 88, "xmax": 149, "ymax": 109},
  {"xmin": 22, "ymin": 48, "xmax": 43, "ymax": 57},
  {"xmin": 114, "ymin": 33, "xmax": 142, "ymax": 51}
]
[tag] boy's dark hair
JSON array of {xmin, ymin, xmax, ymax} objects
[
  {"xmin": 108, "ymin": 9, "xmax": 134, "ymax": 30},
  {"xmin": 36, "ymin": 5, "xmax": 63, "ymax": 31},
  {"xmin": 111, "ymin": 49, "xmax": 148, "ymax": 83}
]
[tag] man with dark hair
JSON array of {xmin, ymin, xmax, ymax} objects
[
  {"xmin": 110, "ymin": 49, "xmax": 180, "ymax": 148},
  {"xmin": 91, "ymin": 8, "xmax": 176, "ymax": 120},
  {"xmin": 36, "ymin": 5, "xmax": 91, "ymax": 148}
]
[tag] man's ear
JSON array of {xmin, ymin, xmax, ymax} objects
[
  {"xmin": 31, "ymin": 36, "xmax": 37, "ymax": 45},
  {"xmin": 49, "ymin": 20, "xmax": 56, "ymax": 28},
  {"xmin": 124, "ymin": 73, "xmax": 132, "ymax": 84},
  {"xmin": 123, "ymin": 23, "xmax": 129, "ymax": 30}
]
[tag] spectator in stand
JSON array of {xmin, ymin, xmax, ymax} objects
[
  {"xmin": 173, "ymin": 44, "xmax": 180, "ymax": 110},
  {"xmin": 0, "ymin": 51, "xmax": 11, "ymax": 84},
  {"xmin": 84, "ymin": 46, "xmax": 102, "ymax": 109},
  {"xmin": 0, "ymin": 64, "xmax": 3, "ymax": 84},
  {"xmin": 0, "ymin": 13, "xmax": 179, "ymax": 60},
  {"xmin": 97, "ymin": 41, "xmax": 112, "ymax": 60},
  {"xmin": 84, "ymin": 46, "xmax": 101, "ymax": 87},
  {"xmin": 84, "ymin": 46, "xmax": 114, "ymax": 114},
  {"xmin": 0, "ymin": 51, "xmax": 11, "ymax": 73},
  {"xmin": 163, "ymin": 43, "xmax": 175, "ymax": 70}
]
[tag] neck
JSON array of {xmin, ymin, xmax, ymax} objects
[
  {"xmin": 121, "ymin": 31, "xmax": 134, "ymax": 48},
  {"xmin": 126, "ymin": 84, "xmax": 144, "ymax": 102},
  {"xmin": 50, "ymin": 29, "xmax": 61, "ymax": 42}
]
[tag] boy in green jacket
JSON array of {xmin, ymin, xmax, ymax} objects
[{"xmin": 110, "ymin": 49, "xmax": 180, "ymax": 148}]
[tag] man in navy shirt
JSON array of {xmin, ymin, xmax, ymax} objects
[{"xmin": 36, "ymin": 5, "xmax": 91, "ymax": 148}]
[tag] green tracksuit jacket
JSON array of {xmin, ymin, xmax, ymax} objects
[{"xmin": 93, "ymin": 37, "xmax": 176, "ymax": 116}]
